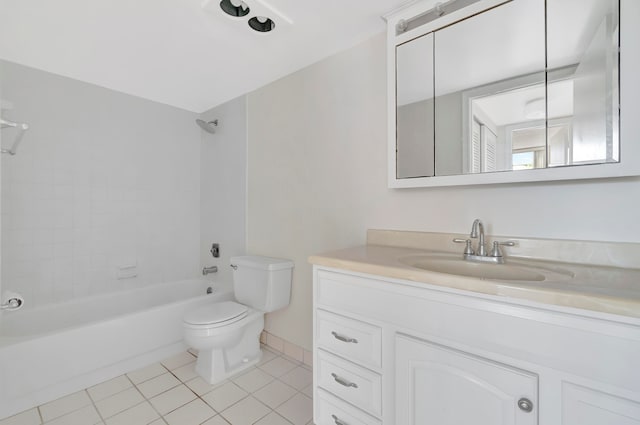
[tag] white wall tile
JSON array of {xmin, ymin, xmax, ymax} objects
[{"xmin": 1, "ymin": 61, "xmax": 201, "ymax": 309}]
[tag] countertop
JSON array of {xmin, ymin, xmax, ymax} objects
[{"xmin": 309, "ymin": 244, "xmax": 640, "ymax": 320}]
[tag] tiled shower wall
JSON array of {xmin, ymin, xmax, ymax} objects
[{"xmin": 0, "ymin": 60, "xmax": 201, "ymax": 308}]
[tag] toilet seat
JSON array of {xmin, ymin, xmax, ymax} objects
[{"xmin": 184, "ymin": 301, "xmax": 248, "ymax": 328}]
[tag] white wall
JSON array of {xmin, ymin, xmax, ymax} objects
[
  {"xmin": 0, "ymin": 60, "xmax": 201, "ymax": 308},
  {"xmin": 247, "ymin": 33, "xmax": 640, "ymax": 351},
  {"xmin": 199, "ymin": 97, "xmax": 247, "ymax": 285}
]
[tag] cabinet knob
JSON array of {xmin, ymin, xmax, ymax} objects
[{"xmin": 518, "ymin": 397, "xmax": 534, "ymax": 413}]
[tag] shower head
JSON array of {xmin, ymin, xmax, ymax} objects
[{"xmin": 196, "ymin": 119, "xmax": 218, "ymax": 134}]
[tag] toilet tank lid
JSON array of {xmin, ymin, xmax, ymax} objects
[{"xmin": 230, "ymin": 255, "xmax": 294, "ymax": 271}]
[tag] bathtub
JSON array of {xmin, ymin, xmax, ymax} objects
[{"xmin": 0, "ymin": 279, "xmax": 233, "ymax": 419}]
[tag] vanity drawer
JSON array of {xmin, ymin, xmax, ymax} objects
[
  {"xmin": 316, "ymin": 388, "xmax": 382, "ymax": 425},
  {"xmin": 316, "ymin": 309, "xmax": 382, "ymax": 369},
  {"xmin": 317, "ymin": 349, "xmax": 382, "ymax": 417}
]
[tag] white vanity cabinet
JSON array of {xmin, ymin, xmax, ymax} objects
[
  {"xmin": 396, "ymin": 334, "xmax": 537, "ymax": 425},
  {"xmin": 312, "ymin": 266, "xmax": 640, "ymax": 425}
]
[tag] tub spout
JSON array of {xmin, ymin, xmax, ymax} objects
[{"xmin": 202, "ymin": 266, "xmax": 218, "ymax": 275}]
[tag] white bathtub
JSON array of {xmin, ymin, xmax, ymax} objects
[{"xmin": 0, "ymin": 279, "xmax": 233, "ymax": 419}]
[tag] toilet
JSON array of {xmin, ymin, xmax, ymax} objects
[{"xmin": 183, "ymin": 255, "xmax": 294, "ymax": 384}]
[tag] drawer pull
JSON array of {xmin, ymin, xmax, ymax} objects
[
  {"xmin": 332, "ymin": 414, "xmax": 350, "ymax": 425},
  {"xmin": 332, "ymin": 331, "xmax": 358, "ymax": 344},
  {"xmin": 331, "ymin": 373, "xmax": 358, "ymax": 388}
]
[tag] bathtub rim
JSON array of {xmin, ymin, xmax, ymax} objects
[{"xmin": 0, "ymin": 279, "xmax": 231, "ymax": 347}]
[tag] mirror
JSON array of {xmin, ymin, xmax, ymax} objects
[{"xmin": 393, "ymin": 0, "xmax": 620, "ymax": 181}]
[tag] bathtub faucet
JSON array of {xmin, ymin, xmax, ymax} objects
[{"xmin": 202, "ymin": 266, "xmax": 218, "ymax": 276}]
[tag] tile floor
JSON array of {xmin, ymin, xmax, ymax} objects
[{"xmin": 0, "ymin": 346, "xmax": 313, "ymax": 425}]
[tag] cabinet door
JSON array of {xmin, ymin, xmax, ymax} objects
[
  {"xmin": 562, "ymin": 383, "xmax": 640, "ymax": 425},
  {"xmin": 396, "ymin": 334, "xmax": 538, "ymax": 425}
]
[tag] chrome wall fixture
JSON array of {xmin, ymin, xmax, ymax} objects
[
  {"xmin": 0, "ymin": 117, "xmax": 29, "ymax": 156},
  {"xmin": 396, "ymin": 0, "xmax": 481, "ymax": 35},
  {"xmin": 0, "ymin": 291, "xmax": 24, "ymax": 311}
]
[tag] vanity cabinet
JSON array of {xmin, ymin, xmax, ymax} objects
[
  {"xmin": 396, "ymin": 334, "xmax": 537, "ymax": 425},
  {"xmin": 312, "ymin": 266, "xmax": 640, "ymax": 425}
]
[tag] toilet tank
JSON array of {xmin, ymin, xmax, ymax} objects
[{"xmin": 230, "ymin": 256, "xmax": 294, "ymax": 312}]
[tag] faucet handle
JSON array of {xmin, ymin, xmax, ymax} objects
[
  {"xmin": 490, "ymin": 240, "xmax": 516, "ymax": 258},
  {"xmin": 453, "ymin": 238, "xmax": 474, "ymax": 255}
]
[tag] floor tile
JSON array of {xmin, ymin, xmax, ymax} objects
[
  {"xmin": 221, "ymin": 396, "xmax": 270, "ymax": 425},
  {"xmin": 201, "ymin": 416, "xmax": 229, "ymax": 425},
  {"xmin": 254, "ymin": 412, "xmax": 293, "ymax": 425},
  {"xmin": 257, "ymin": 349, "xmax": 278, "ymax": 366},
  {"xmin": 136, "ymin": 373, "xmax": 181, "ymax": 399},
  {"xmin": 95, "ymin": 387, "xmax": 144, "ymax": 418},
  {"xmin": 184, "ymin": 377, "xmax": 224, "ymax": 397},
  {"xmin": 104, "ymin": 402, "xmax": 158, "ymax": 425},
  {"xmin": 163, "ymin": 399, "xmax": 215, "ymax": 425},
  {"xmin": 39, "ymin": 391, "xmax": 92, "ymax": 422},
  {"xmin": 43, "ymin": 405, "xmax": 101, "ymax": 425},
  {"xmin": 232, "ymin": 368, "xmax": 274, "ymax": 393},
  {"xmin": 252, "ymin": 380, "xmax": 296, "ymax": 409},
  {"xmin": 171, "ymin": 362, "xmax": 197, "ymax": 383},
  {"xmin": 201, "ymin": 381, "xmax": 248, "ymax": 412},
  {"xmin": 278, "ymin": 367, "xmax": 312, "ymax": 391},
  {"xmin": 6, "ymin": 346, "xmax": 313, "ymax": 425},
  {"xmin": 149, "ymin": 385, "xmax": 196, "ymax": 416},
  {"xmin": 301, "ymin": 385, "xmax": 313, "ymax": 399},
  {"xmin": 127, "ymin": 363, "xmax": 167, "ymax": 385},
  {"xmin": 0, "ymin": 408, "xmax": 41, "ymax": 425},
  {"xmin": 161, "ymin": 352, "xmax": 196, "ymax": 371},
  {"xmin": 275, "ymin": 393, "xmax": 312, "ymax": 425},
  {"xmin": 258, "ymin": 357, "xmax": 298, "ymax": 378},
  {"xmin": 87, "ymin": 375, "xmax": 132, "ymax": 402}
]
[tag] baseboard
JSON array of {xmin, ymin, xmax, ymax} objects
[{"xmin": 260, "ymin": 330, "xmax": 312, "ymax": 367}]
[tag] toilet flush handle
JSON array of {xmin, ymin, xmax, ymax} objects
[{"xmin": 230, "ymin": 264, "xmax": 237, "ymax": 270}]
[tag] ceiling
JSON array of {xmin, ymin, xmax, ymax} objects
[{"xmin": 0, "ymin": 0, "xmax": 409, "ymax": 112}]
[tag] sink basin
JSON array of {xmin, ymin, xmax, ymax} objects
[{"xmin": 399, "ymin": 253, "xmax": 573, "ymax": 282}]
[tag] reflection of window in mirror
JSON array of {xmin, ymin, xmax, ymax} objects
[
  {"xmin": 510, "ymin": 126, "xmax": 546, "ymax": 170},
  {"xmin": 507, "ymin": 119, "xmax": 572, "ymax": 170},
  {"xmin": 467, "ymin": 72, "xmax": 578, "ymax": 173},
  {"xmin": 512, "ymin": 151, "xmax": 536, "ymax": 170}
]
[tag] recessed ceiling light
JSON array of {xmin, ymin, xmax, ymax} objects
[
  {"xmin": 220, "ymin": 0, "xmax": 250, "ymax": 17},
  {"xmin": 248, "ymin": 16, "xmax": 275, "ymax": 32}
]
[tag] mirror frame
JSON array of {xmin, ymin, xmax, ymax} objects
[{"xmin": 385, "ymin": 0, "xmax": 640, "ymax": 188}]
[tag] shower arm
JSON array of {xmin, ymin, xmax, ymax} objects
[{"xmin": 1, "ymin": 118, "xmax": 29, "ymax": 156}]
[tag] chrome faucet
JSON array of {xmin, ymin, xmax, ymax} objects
[
  {"xmin": 453, "ymin": 219, "xmax": 516, "ymax": 264},
  {"xmin": 470, "ymin": 219, "xmax": 487, "ymax": 256}
]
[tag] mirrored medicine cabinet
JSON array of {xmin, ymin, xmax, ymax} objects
[{"xmin": 386, "ymin": 0, "xmax": 640, "ymax": 188}]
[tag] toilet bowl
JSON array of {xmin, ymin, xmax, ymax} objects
[
  {"xmin": 184, "ymin": 301, "xmax": 264, "ymax": 384},
  {"xmin": 183, "ymin": 256, "xmax": 294, "ymax": 384}
]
